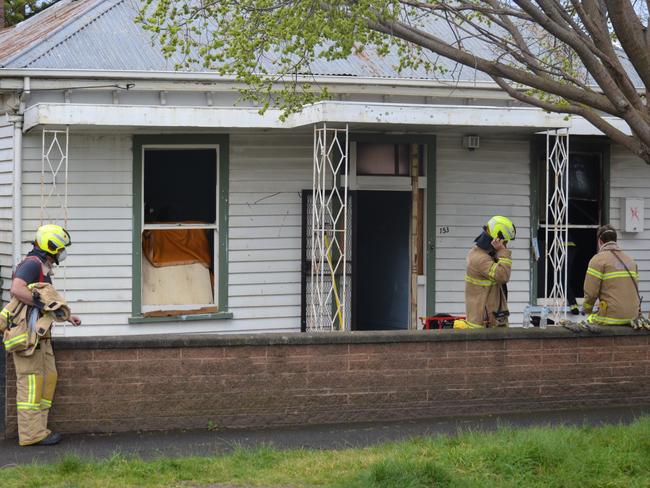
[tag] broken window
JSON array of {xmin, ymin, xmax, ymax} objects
[{"xmin": 141, "ymin": 148, "xmax": 218, "ymax": 315}]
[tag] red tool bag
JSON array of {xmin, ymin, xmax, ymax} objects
[{"xmin": 420, "ymin": 313, "xmax": 465, "ymax": 330}]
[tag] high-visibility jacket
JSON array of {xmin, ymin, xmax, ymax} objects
[
  {"xmin": 464, "ymin": 245, "xmax": 512, "ymax": 328},
  {"xmin": 583, "ymin": 242, "xmax": 639, "ymax": 325}
]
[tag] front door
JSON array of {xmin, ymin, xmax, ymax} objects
[{"xmin": 353, "ymin": 191, "xmax": 411, "ymax": 330}]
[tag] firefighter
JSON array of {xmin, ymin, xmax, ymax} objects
[
  {"xmin": 583, "ymin": 225, "xmax": 640, "ymax": 326},
  {"xmin": 8, "ymin": 224, "xmax": 81, "ymax": 446},
  {"xmin": 457, "ymin": 216, "xmax": 515, "ymax": 329}
]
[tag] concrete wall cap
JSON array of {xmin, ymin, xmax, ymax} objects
[{"xmin": 51, "ymin": 327, "xmax": 650, "ymax": 350}]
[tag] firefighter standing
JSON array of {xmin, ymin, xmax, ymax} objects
[
  {"xmin": 458, "ymin": 216, "xmax": 516, "ymax": 329},
  {"xmin": 583, "ymin": 225, "xmax": 640, "ymax": 326},
  {"xmin": 7, "ymin": 224, "xmax": 81, "ymax": 446}
]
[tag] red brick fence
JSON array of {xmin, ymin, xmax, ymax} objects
[{"xmin": 4, "ymin": 327, "xmax": 650, "ymax": 437}]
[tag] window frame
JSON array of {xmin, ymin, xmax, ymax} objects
[
  {"xmin": 529, "ymin": 136, "xmax": 610, "ymax": 303},
  {"xmin": 131, "ymin": 135, "xmax": 230, "ymax": 322}
]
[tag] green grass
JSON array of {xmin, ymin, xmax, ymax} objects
[{"xmin": 2, "ymin": 417, "xmax": 650, "ymax": 488}]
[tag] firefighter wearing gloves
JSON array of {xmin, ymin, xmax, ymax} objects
[
  {"xmin": 583, "ymin": 225, "xmax": 641, "ymax": 327},
  {"xmin": 457, "ymin": 216, "xmax": 515, "ymax": 329},
  {"xmin": 3, "ymin": 224, "xmax": 81, "ymax": 446}
]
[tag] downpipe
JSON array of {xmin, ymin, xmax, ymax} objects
[
  {"xmin": 13, "ymin": 76, "xmax": 29, "ymax": 264},
  {"xmin": 12, "ymin": 118, "xmax": 22, "ymax": 265}
]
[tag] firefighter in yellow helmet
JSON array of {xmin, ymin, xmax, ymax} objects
[
  {"xmin": 457, "ymin": 216, "xmax": 515, "ymax": 329},
  {"xmin": 7, "ymin": 224, "xmax": 81, "ymax": 446}
]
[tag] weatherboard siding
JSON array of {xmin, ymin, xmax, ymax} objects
[
  {"xmin": 20, "ymin": 132, "xmax": 133, "ymax": 331},
  {"xmin": 435, "ymin": 135, "xmax": 531, "ymax": 326},
  {"xmin": 25, "ymin": 131, "xmax": 650, "ymax": 335},
  {"xmin": 609, "ymin": 145, "xmax": 650, "ymax": 315},
  {"xmin": 17, "ymin": 129, "xmax": 535, "ymax": 334},
  {"xmin": 228, "ymin": 133, "xmax": 312, "ymax": 330},
  {"xmin": 0, "ymin": 122, "xmax": 14, "ymax": 302},
  {"xmin": 19, "ymin": 131, "xmax": 312, "ymax": 335}
]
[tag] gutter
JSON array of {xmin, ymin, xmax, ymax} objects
[{"xmin": 0, "ymin": 68, "xmax": 503, "ymax": 90}]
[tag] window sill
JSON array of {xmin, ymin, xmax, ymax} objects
[{"xmin": 129, "ymin": 311, "xmax": 233, "ymax": 324}]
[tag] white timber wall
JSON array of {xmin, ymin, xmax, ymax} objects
[
  {"xmin": 0, "ymin": 122, "xmax": 14, "ymax": 302},
  {"xmin": 435, "ymin": 135, "xmax": 531, "ymax": 326},
  {"xmin": 609, "ymin": 145, "xmax": 650, "ymax": 315},
  {"xmin": 20, "ymin": 131, "xmax": 313, "ymax": 336},
  {"xmin": 21, "ymin": 132, "xmax": 133, "ymax": 333},
  {"xmin": 18, "ymin": 129, "xmax": 542, "ymax": 335},
  {"xmin": 228, "ymin": 133, "xmax": 312, "ymax": 332}
]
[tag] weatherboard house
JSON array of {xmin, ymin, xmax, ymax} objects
[{"xmin": 0, "ymin": 0, "xmax": 648, "ymax": 438}]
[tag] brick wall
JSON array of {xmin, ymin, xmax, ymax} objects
[{"xmin": 4, "ymin": 328, "xmax": 650, "ymax": 437}]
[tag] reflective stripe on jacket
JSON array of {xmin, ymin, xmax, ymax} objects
[
  {"xmin": 1, "ymin": 283, "xmax": 70, "ymax": 354},
  {"xmin": 464, "ymin": 246, "xmax": 512, "ymax": 328},
  {"xmin": 583, "ymin": 242, "xmax": 639, "ymax": 325}
]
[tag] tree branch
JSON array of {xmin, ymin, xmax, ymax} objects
[
  {"xmin": 606, "ymin": 0, "xmax": 650, "ymax": 89},
  {"xmin": 514, "ymin": 0, "xmax": 630, "ymax": 112},
  {"xmin": 573, "ymin": 0, "xmax": 645, "ymax": 111},
  {"xmin": 362, "ymin": 12, "xmax": 618, "ymax": 113},
  {"xmin": 492, "ymin": 76, "xmax": 648, "ymax": 159}
]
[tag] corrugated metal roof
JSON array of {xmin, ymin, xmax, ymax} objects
[
  {"xmin": 1, "ymin": 0, "xmax": 493, "ymax": 82},
  {"xmin": 0, "ymin": 0, "xmax": 641, "ymax": 89},
  {"xmin": 0, "ymin": 0, "xmax": 104, "ymax": 66},
  {"xmin": 5, "ymin": 0, "xmax": 172, "ymax": 70}
]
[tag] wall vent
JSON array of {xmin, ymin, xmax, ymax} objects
[{"xmin": 462, "ymin": 135, "xmax": 480, "ymax": 151}]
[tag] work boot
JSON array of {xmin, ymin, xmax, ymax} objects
[{"xmin": 35, "ymin": 432, "xmax": 61, "ymax": 446}]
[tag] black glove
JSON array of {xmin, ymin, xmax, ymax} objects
[
  {"xmin": 31, "ymin": 290, "xmax": 44, "ymax": 310},
  {"xmin": 53, "ymin": 309, "xmax": 67, "ymax": 320}
]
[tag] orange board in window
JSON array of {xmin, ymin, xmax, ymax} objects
[{"xmin": 142, "ymin": 227, "xmax": 212, "ymax": 268}]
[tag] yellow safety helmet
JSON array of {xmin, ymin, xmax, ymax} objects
[
  {"xmin": 486, "ymin": 216, "xmax": 516, "ymax": 241},
  {"xmin": 35, "ymin": 224, "xmax": 71, "ymax": 255}
]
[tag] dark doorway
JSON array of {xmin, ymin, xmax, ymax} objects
[
  {"xmin": 536, "ymin": 143, "xmax": 606, "ymax": 300},
  {"xmin": 354, "ymin": 191, "xmax": 411, "ymax": 330}
]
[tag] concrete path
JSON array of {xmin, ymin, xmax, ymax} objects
[{"xmin": 1, "ymin": 406, "xmax": 649, "ymax": 467}]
